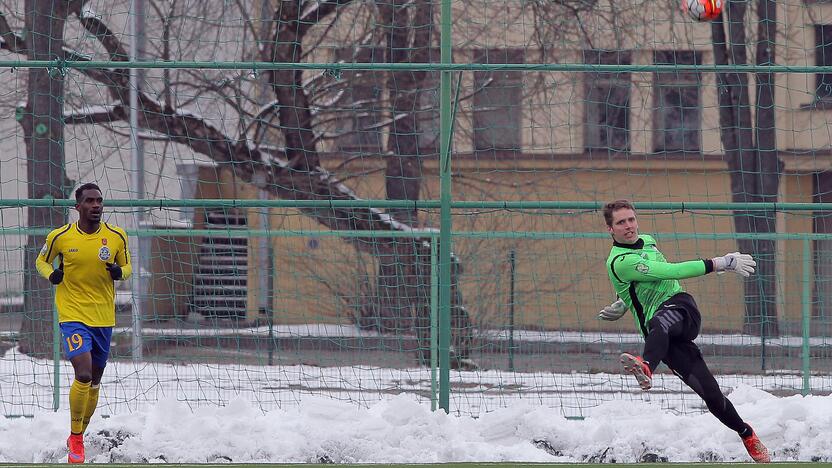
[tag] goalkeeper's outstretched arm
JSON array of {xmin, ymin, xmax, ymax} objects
[{"xmin": 612, "ymin": 252, "xmax": 756, "ymax": 283}]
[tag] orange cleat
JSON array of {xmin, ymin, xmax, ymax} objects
[
  {"xmin": 67, "ymin": 433, "xmax": 85, "ymax": 464},
  {"xmin": 620, "ymin": 353, "xmax": 653, "ymax": 390},
  {"xmin": 742, "ymin": 429, "xmax": 771, "ymax": 463}
]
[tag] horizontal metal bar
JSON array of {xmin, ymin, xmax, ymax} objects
[
  {"xmin": 0, "ymin": 199, "xmax": 830, "ymax": 211},
  {"xmin": 2, "ymin": 228, "xmax": 832, "ymax": 240},
  {"xmin": 2, "ymin": 60, "xmax": 832, "ymax": 74}
]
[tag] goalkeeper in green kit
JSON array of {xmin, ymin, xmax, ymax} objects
[{"xmin": 601, "ymin": 200, "xmax": 770, "ymax": 463}]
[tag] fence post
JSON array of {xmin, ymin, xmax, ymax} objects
[
  {"xmin": 802, "ymin": 238, "xmax": 811, "ymax": 396},
  {"xmin": 430, "ymin": 240, "xmax": 439, "ymax": 411},
  {"xmin": 52, "ymin": 302, "xmax": 60, "ymax": 411},
  {"xmin": 508, "ymin": 249, "xmax": 516, "ymax": 371},
  {"xmin": 437, "ymin": 0, "xmax": 453, "ymax": 414}
]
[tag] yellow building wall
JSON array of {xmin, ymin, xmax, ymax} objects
[
  {"xmin": 191, "ymin": 0, "xmax": 832, "ymax": 332},
  {"xmin": 144, "ymin": 235, "xmax": 200, "ymax": 321},
  {"xmin": 214, "ymin": 158, "xmax": 822, "ymax": 335}
]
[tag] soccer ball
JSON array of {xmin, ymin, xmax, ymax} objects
[{"xmin": 682, "ymin": 0, "xmax": 722, "ymax": 21}]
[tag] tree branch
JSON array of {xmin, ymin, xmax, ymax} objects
[
  {"xmin": 75, "ymin": 7, "xmax": 129, "ymax": 62},
  {"xmin": 0, "ymin": 11, "xmax": 26, "ymax": 54},
  {"xmin": 299, "ymin": 0, "xmax": 354, "ymax": 36},
  {"xmin": 63, "ymin": 104, "xmax": 123, "ymax": 124}
]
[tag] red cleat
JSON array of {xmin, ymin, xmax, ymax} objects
[
  {"xmin": 620, "ymin": 353, "xmax": 653, "ymax": 390},
  {"xmin": 67, "ymin": 433, "xmax": 85, "ymax": 464},
  {"xmin": 742, "ymin": 428, "xmax": 771, "ymax": 463}
]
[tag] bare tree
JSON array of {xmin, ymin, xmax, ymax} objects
[
  {"xmin": 373, "ymin": 0, "xmax": 431, "ymax": 334},
  {"xmin": 9, "ymin": 1, "xmax": 74, "ymax": 355},
  {"xmin": 0, "ymin": 0, "xmax": 478, "ymax": 363},
  {"xmin": 710, "ymin": 0, "xmax": 780, "ymax": 337},
  {"xmin": 1, "ymin": 0, "xmax": 685, "ymax": 361}
]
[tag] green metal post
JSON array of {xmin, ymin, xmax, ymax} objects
[
  {"xmin": 430, "ymin": 240, "xmax": 439, "ymax": 411},
  {"xmin": 802, "ymin": 238, "xmax": 811, "ymax": 396},
  {"xmin": 52, "ymin": 302, "xmax": 60, "ymax": 411},
  {"xmin": 438, "ymin": 0, "xmax": 453, "ymax": 414},
  {"xmin": 508, "ymin": 249, "xmax": 516, "ymax": 371}
]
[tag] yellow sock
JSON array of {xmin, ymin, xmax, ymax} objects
[
  {"xmin": 68, "ymin": 380, "xmax": 90, "ymax": 435},
  {"xmin": 81, "ymin": 385, "xmax": 100, "ymax": 434}
]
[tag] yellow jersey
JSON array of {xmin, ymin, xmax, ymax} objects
[{"xmin": 35, "ymin": 222, "xmax": 133, "ymax": 327}]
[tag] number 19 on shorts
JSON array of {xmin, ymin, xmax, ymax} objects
[{"xmin": 65, "ymin": 333, "xmax": 83, "ymax": 352}]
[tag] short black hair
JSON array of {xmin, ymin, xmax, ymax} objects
[{"xmin": 75, "ymin": 183, "xmax": 102, "ymax": 203}]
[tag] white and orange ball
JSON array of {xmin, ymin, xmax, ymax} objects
[{"xmin": 682, "ymin": 0, "xmax": 722, "ymax": 21}]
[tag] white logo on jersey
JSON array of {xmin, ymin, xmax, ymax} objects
[
  {"xmin": 98, "ymin": 246, "xmax": 111, "ymax": 261},
  {"xmin": 39, "ymin": 244, "xmax": 47, "ymax": 256},
  {"xmin": 636, "ymin": 263, "xmax": 649, "ymax": 274}
]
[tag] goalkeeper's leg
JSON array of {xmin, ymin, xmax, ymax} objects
[
  {"xmin": 642, "ymin": 295, "xmax": 701, "ymax": 371},
  {"xmin": 668, "ymin": 342, "xmax": 745, "ymax": 431},
  {"xmin": 666, "ymin": 342, "xmax": 770, "ymax": 463},
  {"xmin": 622, "ymin": 306, "xmax": 689, "ymax": 389}
]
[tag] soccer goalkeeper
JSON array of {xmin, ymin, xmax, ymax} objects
[
  {"xmin": 600, "ymin": 199, "xmax": 770, "ymax": 463},
  {"xmin": 35, "ymin": 183, "xmax": 132, "ymax": 464}
]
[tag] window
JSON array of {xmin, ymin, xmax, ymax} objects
[
  {"xmin": 816, "ymin": 25, "xmax": 832, "ymax": 100},
  {"xmin": 410, "ymin": 48, "xmax": 451, "ymax": 155},
  {"xmin": 473, "ymin": 49, "xmax": 524, "ymax": 152},
  {"xmin": 653, "ymin": 50, "xmax": 702, "ymax": 154},
  {"xmin": 416, "ymin": 71, "xmax": 440, "ymax": 154},
  {"xmin": 334, "ymin": 47, "xmax": 384, "ymax": 152},
  {"xmin": 813, "ymin": 173, "xmax": 832, "ymax": 318},
  {"xmin": 584, "ymin": 50, "xmax": 631, "ymax": 152}
]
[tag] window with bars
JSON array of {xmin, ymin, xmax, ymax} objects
[
  {"xmin": 333, "ymin": 47, "xmax": 385, "ymax": 153},
  {"xmin": 816, "ymin": 25, "xmax": 832, "ymax": 100},
  {"xmin": 584, "ymin": 50, "xmax": 631, "ymax": 153},
  {"xmin": 653, "ymin": 50, "xmax": 702, "ymax": 154},
  {"xmin": 472, "ymin": 49, "xmax": 524, "ymax": 152}
]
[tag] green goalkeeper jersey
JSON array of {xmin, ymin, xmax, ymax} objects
[{"xmin": 606, "ymin": 234, "xmax": 708, "ymax": 336}]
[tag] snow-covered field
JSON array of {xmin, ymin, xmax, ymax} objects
[{"xmin": 1, "ymin": 347, "xmax": 831, "ymax": 463}]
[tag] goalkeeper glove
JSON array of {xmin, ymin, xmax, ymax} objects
[
  {"xmin": 105, "ymin": 262, "xmax": 122, "ymax": 280},
  {"xmin": 712, "ymin": 252, "xmax": 756, "ymax": 277},
  {"xmin": 48, "ymin": 268, "xmax": 64, "ymax": 285},
  {"xmin": 598, "ymin": 298, "xmax": 628, "ymax": 321}
]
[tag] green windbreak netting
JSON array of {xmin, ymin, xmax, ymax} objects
[{"xmin": 0, "ymin": 0, "xmax": 830, "ymax": 419}]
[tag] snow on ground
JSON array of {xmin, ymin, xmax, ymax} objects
[{"xmin": 1, "ymin": 348, "xmax": 831, "ymax": 463}]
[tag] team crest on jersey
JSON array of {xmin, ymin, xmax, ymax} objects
[
  {"xmin": 636, "ymin": 263, "xmax": 649, "ymax": 274},
  {"xmin": 98, "ymin": 246, "xmax": 111, "ymax": 261}
]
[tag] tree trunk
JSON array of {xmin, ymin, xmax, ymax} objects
[
  {"xmin": 265, "ymin": 0, "xmax": 471, "ymax": 363},
  {"xmin": 376, "ymin": 0, "xmax": 429, "ymax": 334},
  {"xmin": 18, "ymin": 0, "xmax": 71, "ymax": 356},
  {"xmin": 750, "ymin": 0, "xmax": 780, "ymax": 337},
  {"xmin": 711, "ymin": 0, "xmax": 780, "ymax": 336},
  {"xmin": 267, "ymin": 1, "xmax": 321, "ymax": 176}
]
